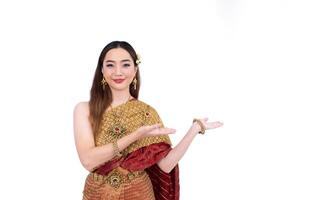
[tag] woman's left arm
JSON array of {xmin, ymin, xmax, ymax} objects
[{"xmin": 157, "ymin": 118, "xmax": 223, "ymax": 173}]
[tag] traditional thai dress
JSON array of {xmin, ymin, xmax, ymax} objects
[{"xmin": 82, "ymin": 99, "xmax": 179, "ymax": 200}]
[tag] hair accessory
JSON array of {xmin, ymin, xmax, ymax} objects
[{"xmin": 136, "ymin": 54, "xmax": 141, "ymax": 65}]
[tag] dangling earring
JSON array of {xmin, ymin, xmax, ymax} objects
[
  {"xmin": 133, "ymin": 77, "xmax": 137, "ymax": 90},
  {"xmin": 101, "ymin": 77, "xmax": 107, "ymax": 91}
]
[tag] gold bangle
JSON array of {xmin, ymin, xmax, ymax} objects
[
  {"xmin": 112, "ymin": 141, "xmax": 122, "ymax": 157},
  {"xmin": 193, "ymin": 118, "xmax": 205, "ymax": 134}
]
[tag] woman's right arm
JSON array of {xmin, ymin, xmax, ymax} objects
[
  {"xmin": 73, "ymin": 102, "xmax": 176, "ymax": 172},
  {"xmin": 73, "ymin": 102, "xmax": 140, "ymax": 172}
]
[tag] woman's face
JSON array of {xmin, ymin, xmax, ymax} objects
[{"xmin": 102, "ymin": 48, "xmax": 137, "ymax": 92}]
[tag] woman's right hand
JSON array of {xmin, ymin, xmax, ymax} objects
[{"xmin": 136, "ymin": 123, "xmax": 176, "ymax": 139}]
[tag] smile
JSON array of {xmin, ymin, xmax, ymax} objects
[{"xmin": 113, "ymin": 79, "xmax": 125, "ymax": 84}]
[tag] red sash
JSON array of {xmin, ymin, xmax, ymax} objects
[{"xmin": 94, "ymin": 142, "xmax": 179, "ymax": 200}]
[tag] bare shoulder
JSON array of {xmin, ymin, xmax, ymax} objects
[{"xmin": 73, "ymin": 101, "xmax": 89, "ymax": 117}]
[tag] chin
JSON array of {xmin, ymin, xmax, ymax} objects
[{"xmin": 110, "ymin": 85, "xmax": 130, "ymax": 91}]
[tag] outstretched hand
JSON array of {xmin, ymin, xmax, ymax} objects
[
  {"xmin": 195, "ymin": 118, "xmax": 224, "ymax": 131},
  {"xmin": 136, "ymin": 123, "xmax": 176, "ymax": 139}
]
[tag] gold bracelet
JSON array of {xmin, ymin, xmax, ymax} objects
[
  {"xmin": 193, "ymin": 118, "xmax": 206, "ymax": 134},
  {"xmin": 112, "ymin": 141, "xmax": 122, "ymax": 157}
]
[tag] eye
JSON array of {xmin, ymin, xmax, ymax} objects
[
  {"xmin": 123, "ymin": 63, "xmax": 131, "ymax": 67},
  {"xmin": 106, "ymin": 64, "xmax": 113, "ymax": 67}
]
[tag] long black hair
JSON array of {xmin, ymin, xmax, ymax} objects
[{"xmin": 89, "ymin": 41, "xmax": 141, "ymax": 137}]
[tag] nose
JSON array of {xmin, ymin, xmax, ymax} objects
[{"xmin": 114, "ymin": 66, "xmax": 122, "ymax": 76}]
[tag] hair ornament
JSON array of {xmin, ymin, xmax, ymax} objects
[{"xmin": 136, "ymin": 54, "xmax": 141, "ymax": 65}]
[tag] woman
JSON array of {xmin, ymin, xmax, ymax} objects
[{"xmin": 73, "ymin": 41, "xmax": 223, "ymax": 200}]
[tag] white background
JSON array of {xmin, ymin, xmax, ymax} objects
[{"xmin": 0, "ymin": 0, "xmax": 317, "ymax": 199}]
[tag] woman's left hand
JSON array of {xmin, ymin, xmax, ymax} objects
[{"xmin": 194, "ymin": 118, "xmax": 224, "ymax": 131}]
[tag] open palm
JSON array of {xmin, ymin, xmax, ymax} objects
[
  {"xmin": 137, "ymin": 123, "xmax": 176, "ymax": 138},
  {"xmin": 199, "ymin": 118, "xmax": 224, "ymax": 130}
]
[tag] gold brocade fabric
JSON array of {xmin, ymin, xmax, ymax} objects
[
  {"xmin": 95, "ymin": 99, "xmax": 171, "ymax": 156},
  {"xmin": 82, "ymin": 99, "xmax": 171, "ymax": 200},
  {"xmin": 83, "ymin": 167, "xmax": 155, "ymax": 200}
]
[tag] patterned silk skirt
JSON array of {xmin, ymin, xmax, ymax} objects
[{"xmin": 82, "ymin": 167, "xmax": 155, "ymax": 200}]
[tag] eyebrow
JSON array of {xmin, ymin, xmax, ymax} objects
[{"xmin": 105, "ymin": 59, "xmax": 132, "ymax": 63}]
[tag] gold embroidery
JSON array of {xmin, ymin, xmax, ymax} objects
[
  {"xmin": 92, "ymin": 169, "xmax": 145, "ymax": 189},
  {"xmin": 95, "ymin": 100, "xmax": 171, "ymax": 156}
]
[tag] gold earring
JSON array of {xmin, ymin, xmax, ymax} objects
[
  {"xmin": 133, "ymin": 78, "xmax": 137, "ymax": 90},
  {"xmin": 101, "ymin": 77, "xmax": 107, "ymax": 90}
]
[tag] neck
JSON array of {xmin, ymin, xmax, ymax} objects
[{"xmin": 111, "ymin": 88, "xmax": 132, "ymax": 106}]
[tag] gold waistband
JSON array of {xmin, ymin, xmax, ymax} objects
[{"xmin": 91, "ymin": 168, "xmax": 146, "ymax": 189}]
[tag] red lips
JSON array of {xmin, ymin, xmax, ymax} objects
[{"xmin": 113, "ymin": 79, "xmax": 125, "ymax": 84}]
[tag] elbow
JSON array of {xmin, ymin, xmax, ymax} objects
[
  {"xmin": 160, "ymin": 164, "xmax": 175, "ymax": 173},
  {"xmin": 157, "ymin": 159, "xmax": 174, "ymax": 173},
  {"xmin": 81, "ymin": 159, "xmax": 92, "ymax": 172},
  {"xmin": 80, "ymin": 156, "xmax": 95, "ymax": 172},
  {"xmin": 161, "ymin": 167, "xmax": 173, "ymax": 174}
]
